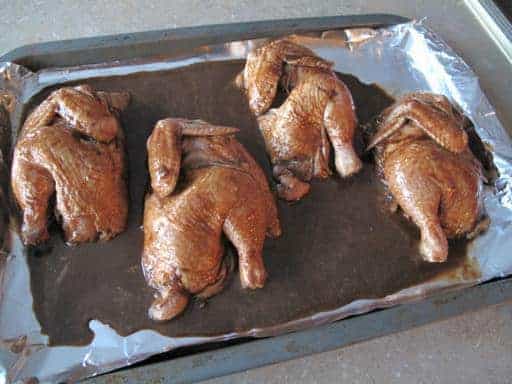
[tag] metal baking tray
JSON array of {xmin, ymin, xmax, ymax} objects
[{"xmin": 1, "ymin": 10, "xmax": 511, "ymax": 383}]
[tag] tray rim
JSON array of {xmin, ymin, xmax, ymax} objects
[{"xmin": 0, "ymin": 14, "xmax": 409, "ymax": 71}]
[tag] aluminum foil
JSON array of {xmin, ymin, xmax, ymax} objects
[{"xmin": 1, "ymin": 20, "xmax": 512, "ymax": 383}]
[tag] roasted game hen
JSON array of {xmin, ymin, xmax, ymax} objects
[
  {"xmin": 237, "ymin": 39, "xmax": 362, "ymax": 201},
  {"xmin": 142, "ymin": 118, "xmax": 281, "ymax": 321},
  {"xmin": 12, "ymin": 85, "xmax": 130, "ymax": 245},
  {"xmin": 367, "ymin": 93, "xmax": 487, "ymax": 262}
]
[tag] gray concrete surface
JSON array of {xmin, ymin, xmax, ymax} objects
[
  {"xmin": 203, "ymin": 303, "xmax": 512, "ymax": 384},
  {"xmin": 1, "ymin": 1, "xmax": 511, "ymax": 383},
  {"xmin": 2, "ymin": 0, "xmax": 512, "ymax": 129}
]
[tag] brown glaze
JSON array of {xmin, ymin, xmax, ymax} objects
[
  {"xmin": 11, "ymin": 85, "xmax": 130, "ymax": 245},
  {"xmin": 238, "ymin": 39, "xmax": 361, "ymax": 201},
  {"xmin": 143, "ymin": 118, "xmax": 281, "ymax": 321},
  {"xmin": 369, "ymin": 93, "xmax": 487, "ymax": 262},
  {"xmin": 25, "ymin": 61, "xmax": 478, "ymax": 346}
]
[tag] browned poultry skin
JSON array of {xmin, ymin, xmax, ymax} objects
[
  {"xmin": 369, "ymin": 93, "xmax": 486, "ymax": 262},
  {"xmin": 143, "ymin": 118, "xmax": 281, "ymax": 321},
  {"xmin": 11, "ymin": 85, "xmax": 130, "ymax": 245},
  {"xmin": 238, "ymin": 39, "xmax": 362, "ymax": 201}
]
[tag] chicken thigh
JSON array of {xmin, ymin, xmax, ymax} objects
[
  {"xmin": 142, "ymin": 118, "xmax": 281, "ymax": 321},
  {"xmin": 11, "ymin": 85, "xmax": 130, "ymax": 245},
  {"xmin": 367, "ymin": 93, "xmax": 487, "ymax": 262},
  {"xmin": 237, "ymin": 39, "xmax": 362, "ymax": 201}
]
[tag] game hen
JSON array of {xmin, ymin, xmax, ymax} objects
[
  {"xmin": 142, "ymin": 118, "xmax": 281, "ymax": 321},
  {"xmin": 237, "ymin": 39, "xmax": 362, "ymax": 201},
  {"xmin": 11, "ymin": 85, "xmax": 130, "ymax": 245},
  {"xmin": 367, "ymin": 92, "xmax": 488, "ymax": 262}
]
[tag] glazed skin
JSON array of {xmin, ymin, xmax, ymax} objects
[
  {"xmin": 368, "ymin": 93, "xmax": 486, "ymax": 262},
  {"xmin": 142, "ymin": 118, "xmax": 281, "ymax": 321},
  {"xmin": 11, "ymin": 85, "xmax": 130, "ymax": 245},
  {"xmin": 237, "ymin": 39, "xmax": 362, "ymax": 201}
]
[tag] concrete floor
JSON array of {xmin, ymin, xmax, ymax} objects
[{"xmin": 1, "ymin": 1, "xmax": 512, "ymax": 383}]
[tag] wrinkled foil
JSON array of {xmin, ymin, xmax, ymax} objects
[{"xmin": 1, "ymin": 21, "xmax": 512, "ymax": 383}]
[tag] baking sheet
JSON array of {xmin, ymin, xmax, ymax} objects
[{"xmin": 1, "ymin": 20, "xmax": 512, "ymax": 383}]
